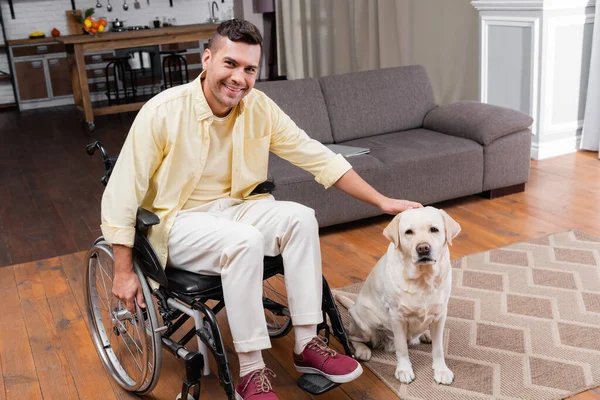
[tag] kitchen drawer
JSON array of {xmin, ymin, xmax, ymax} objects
[
  {"xmin": 89, "ymin": 81, "xmax": 108, "ymax": 93},
  {"xmin": 87, "ymin": 68, "xmax": 106, "ymax": 79},
  {"xmin": 84, "ymin": 52, "xmax": 113, "ymax": 64},
  {"xmin": 136, "ymin": 76, "xmax": 157, "ymax": 86},
  {"xmin": 185, "ymin": 53, "xmax": 201, "ymax": 65},
  {"xmin": 188, "ymin": 67, "xmax": 203, "ymax": 80},
  {"xmin": 12, "ymin": 43, "xmax": 66, "ymax": 57},
  {"xmin": 160, "ymin": 41, "xmax": 200, "ymax": 52},
  {"xmin": 15, "ymin": 59, "xmax": 48, "ymax": 101},
  {"xmin": 161, "ymin": 52, "xmax": 201, "ymax": 66}
]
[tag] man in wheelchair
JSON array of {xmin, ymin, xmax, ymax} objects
[{"xmin": 100, "ymin": 19, "xmax": 422, "ymax": 400}]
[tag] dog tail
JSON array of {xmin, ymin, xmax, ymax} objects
[{"xmin": 334, "ymin": 293, "xmax": 355, "ymax": 310}]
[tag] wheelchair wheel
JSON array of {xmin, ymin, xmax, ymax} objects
[
  {"xmin": 85, "ymin": 240, "xmax": 162, "ymax": 395},
  {"xmin": 262, "ymin": 275, "xmax": 292, "ymax": 338}
]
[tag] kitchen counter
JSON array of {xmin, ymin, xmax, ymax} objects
[
  {"xmin": 7, "ymin": 37, "xmax": 59, "ymax": 46},
  {"xmin": 56, "ymin": 23, "xmax": 219, "ymax": 46},
  {"xmin": 8, "ymin": 23, "xmax": 219, "ymax": 47},
  {"xmin": 52, "ymin": 23, "xmax": 217, "ymax": 130}
]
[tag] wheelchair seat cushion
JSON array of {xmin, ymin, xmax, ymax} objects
[{"xmin": 165, "ymin": 255, "xmax": 284, "ymax": 298}]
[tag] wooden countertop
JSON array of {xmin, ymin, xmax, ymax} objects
[
  {"xmin": 56, "ymin": 23, "xmax": 219, "ymax": 45},
  {"xmin": 7, "ymin": 37, "xmax": 58, "ymax": 46},
  {"xmin": 8, "ymin": 23, "xmax": 218, "ymax": 47}
]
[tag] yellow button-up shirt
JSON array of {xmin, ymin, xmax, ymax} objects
[{"xmin": 101, "ymin": 73, "xmax": 352, "ymax": 268}]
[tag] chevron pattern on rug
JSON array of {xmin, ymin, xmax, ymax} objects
[{"xmin": 333, "ymin": 230, "xmax": 600, "ymax": 400}]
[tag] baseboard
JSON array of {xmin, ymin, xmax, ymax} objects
[
  {"xmin": 19, "ymin": 97, "xmax": 75, "ymax": 111},
  {"xmin": 480, "ymin": 183, "xmax": 526, "ymax": 199},
  {"xmin": 531, "ymin": 135, "xmax": 581, "ymax": 160}
]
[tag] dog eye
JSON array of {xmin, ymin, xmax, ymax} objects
[
  {"xmin": 430, "ymin": 227, "xmax": 439, "ymax": 233},
  {"xmin": 405, "ymin": 229, "xmax": 413, "ymax": 235}
]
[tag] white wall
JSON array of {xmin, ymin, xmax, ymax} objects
[{"xmin": 0, "ymin": 0, "xmax": 233, "ymax": 41}]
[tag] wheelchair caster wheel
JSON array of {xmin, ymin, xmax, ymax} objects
[{"xmin": 176, "ymin": 393, "xmax": 195, "ymax": 400}]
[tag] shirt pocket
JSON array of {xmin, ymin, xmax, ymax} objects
[{"xmin": 243, "ymin": 136, "xmax": 271, "ymax": 181}]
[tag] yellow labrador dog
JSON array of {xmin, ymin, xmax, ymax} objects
[{"xmin": 336, "ymin": 206, "xmax": 460, "ymax": 385}]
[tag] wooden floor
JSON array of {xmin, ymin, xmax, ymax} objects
[
  {"xmin": 1, "ymin": 104, "xmax": 599, "ymax": 399},
  {"xmin": 0, "ymin": 106, "xmax": 134, "ymax": 268}
]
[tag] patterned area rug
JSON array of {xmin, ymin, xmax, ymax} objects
[{"xmin": 333, "ymin": 230, "xmax": 600, "ymax": 400}]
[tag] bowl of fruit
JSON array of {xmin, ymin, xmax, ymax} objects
[
  {"xmin": 79, "ymin": 8, "xmax": 108, "ymax": 35},
  {"xmin": 29, "ymin": 31, "xmax": 46, "ymax": 39}
]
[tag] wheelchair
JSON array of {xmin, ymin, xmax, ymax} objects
[{"xmin": 83, "ymin": 141, "xmax": 355, "ymax": 400}]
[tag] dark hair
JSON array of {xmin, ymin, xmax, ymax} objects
[{"xmin": 208, "ymin": 19, "xmax": 263, "ymax": 51}]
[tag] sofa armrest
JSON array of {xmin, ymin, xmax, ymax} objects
[{"xmin": 422, "ymin": 101, "xmax": 534, "ymax": 146}]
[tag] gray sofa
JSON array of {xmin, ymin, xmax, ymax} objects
[{"xmin": 255, "ymin": 65, "xmax": 533, "ymax": 228}]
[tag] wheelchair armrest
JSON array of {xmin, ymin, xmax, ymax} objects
[
  {"xmin": 250, "ymin": 180, "xmax": 276, "ymax": 195},
  {"xmin": 136, "ymin": 207, "xmax": 160, "ymax": 231}
]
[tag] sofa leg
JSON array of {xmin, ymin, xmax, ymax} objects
[{"xmin": 479, "ymin": 183, "xmax": 525, "ymax": 199}]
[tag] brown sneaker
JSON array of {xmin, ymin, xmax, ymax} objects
[
  {"xmin": 235, "ymin": 368, "xmax": 279, "ymax": 400},
  {"xmin": 293, "ymin": 336, "xmax": 363, "ymax": 384}
]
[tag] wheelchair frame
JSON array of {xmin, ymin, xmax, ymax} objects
[{"xmin": 84, "ymin": 141, "xmax": 355, "ymax": 400}]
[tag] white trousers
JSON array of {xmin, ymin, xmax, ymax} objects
[{"xmin": 167, "ymin": 198, "xmax": 323, "ymax": 353}]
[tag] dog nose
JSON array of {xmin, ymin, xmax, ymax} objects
[{"xmin": 416, "ymin": 242, "xmax": 431, "ymax": 255}]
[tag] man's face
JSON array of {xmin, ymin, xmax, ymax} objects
[{"xmin": 201, "ymin": 37, "xmax": 261, "ymax": 117}]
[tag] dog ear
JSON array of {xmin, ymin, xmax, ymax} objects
[
  {"xmin": 439, "ymin": 209, "xmax": 461, "ymax": 246},
  {"xmin": 383, "ymin": 213, "xmax": 402, "ymax": 249}
]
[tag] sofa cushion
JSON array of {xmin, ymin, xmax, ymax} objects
[
  {"xmin": 267, "ymin": 153, "xmax": 387, "ymax": 226},
  {"xmin": 318, "ymin": 65, "xmax": 436, "ymax": 143},
  {"xmin": 255, "ymin": 79, "xmax": 335, "ymax": 144},
  {"xmin": 422, "ymin": 101, "xmax": 534, "ymax": 146},
  {"xmin": 342, "ymin": 129, "xmax": 484, "ymax": 205}
]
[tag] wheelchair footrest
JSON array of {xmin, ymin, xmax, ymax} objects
[{"xmin": 297, "ymin": 374, "xmax": 339, "ymax": 395}]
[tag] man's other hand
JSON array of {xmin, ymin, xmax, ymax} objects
[{"xmin": 378, "ymin": 197, "xmax": 423, "ymax": 215}]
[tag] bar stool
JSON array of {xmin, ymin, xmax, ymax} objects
[
  {"xmin": 160, "ymin": 49, "xmax": 189, "ymax": 90},
  {"xmin": 128, "ymin": 50, "xmax": 158, "ymax": 96},
  {"xmin": 103, "ymin": 55, "xmax": 137, "ymax": 105}
]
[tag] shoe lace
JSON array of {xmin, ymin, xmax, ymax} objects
[
  {"xmin": 243, "ymin": 367, "xmax": 276, "ymax": 394},
  {"xmin": 307, "ymin": 336, "xmax": 337, "ymax": 357}
]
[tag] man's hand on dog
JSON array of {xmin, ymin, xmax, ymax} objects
[{"xmin": 378, "ymin": 197, "xmax": 423, "ymax": 215}]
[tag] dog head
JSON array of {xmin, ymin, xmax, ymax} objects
[{"xmin": 383, "ymin": 206, "xmax": 461, "ymax": 265}]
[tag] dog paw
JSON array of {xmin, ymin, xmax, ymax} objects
[
  {"xmin": 395, "ymin": 366, "xmax": 415, "ymax": 384},
  {"xmin": 433, "ymin": 367, "xmax": 454, "ymax": 385},
  {"xmin": 420, "ymin": 330, "xmax": 432, "ymax": 343},
  {"xmin": 354, "ymin": 345, "xmax": 372, "ymax": 361},
  {"xmin": 409, "ymin": 336, "xmax": 421, "ymax": 346}
]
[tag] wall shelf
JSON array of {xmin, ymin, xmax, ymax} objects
[{"xmin": 0, "ymin": 1, "xmax": 19, "ymax": 108}]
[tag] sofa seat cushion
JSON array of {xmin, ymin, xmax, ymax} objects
[
  {"xmin": 267, "ymin": 153, "xmax": 387, "ymax": 227},
  {"xmin": 342, "ymin": 129, "xmax": 484, "ymax": 204},
  {"xmin": 268, "ymin": 152, "xmax": 384, "ymax": 186}
]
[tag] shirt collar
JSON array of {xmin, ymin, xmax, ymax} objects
[{"xmin": 194, "ymin": 70, "xmax": 246, "ymax": 121}]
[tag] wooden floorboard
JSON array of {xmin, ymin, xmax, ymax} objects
[{"xmin": 1, "ymin": 105, "xmax": 599, "ymax": 398}]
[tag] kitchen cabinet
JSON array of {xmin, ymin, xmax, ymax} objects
[
  {"xmin": 9, "ymin": 39, "xmax": 113, "ymax": 108},
  {"xmin": 10, "ymin": 40, "xmax": 69, "ymax": 107},
  {"xmin": 14, "ymin": 59, "xmax": 48, "ymax": 101},
  {"xmin": 48, "ymin": 57, "xmax": 73, "ymax": 97}
]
